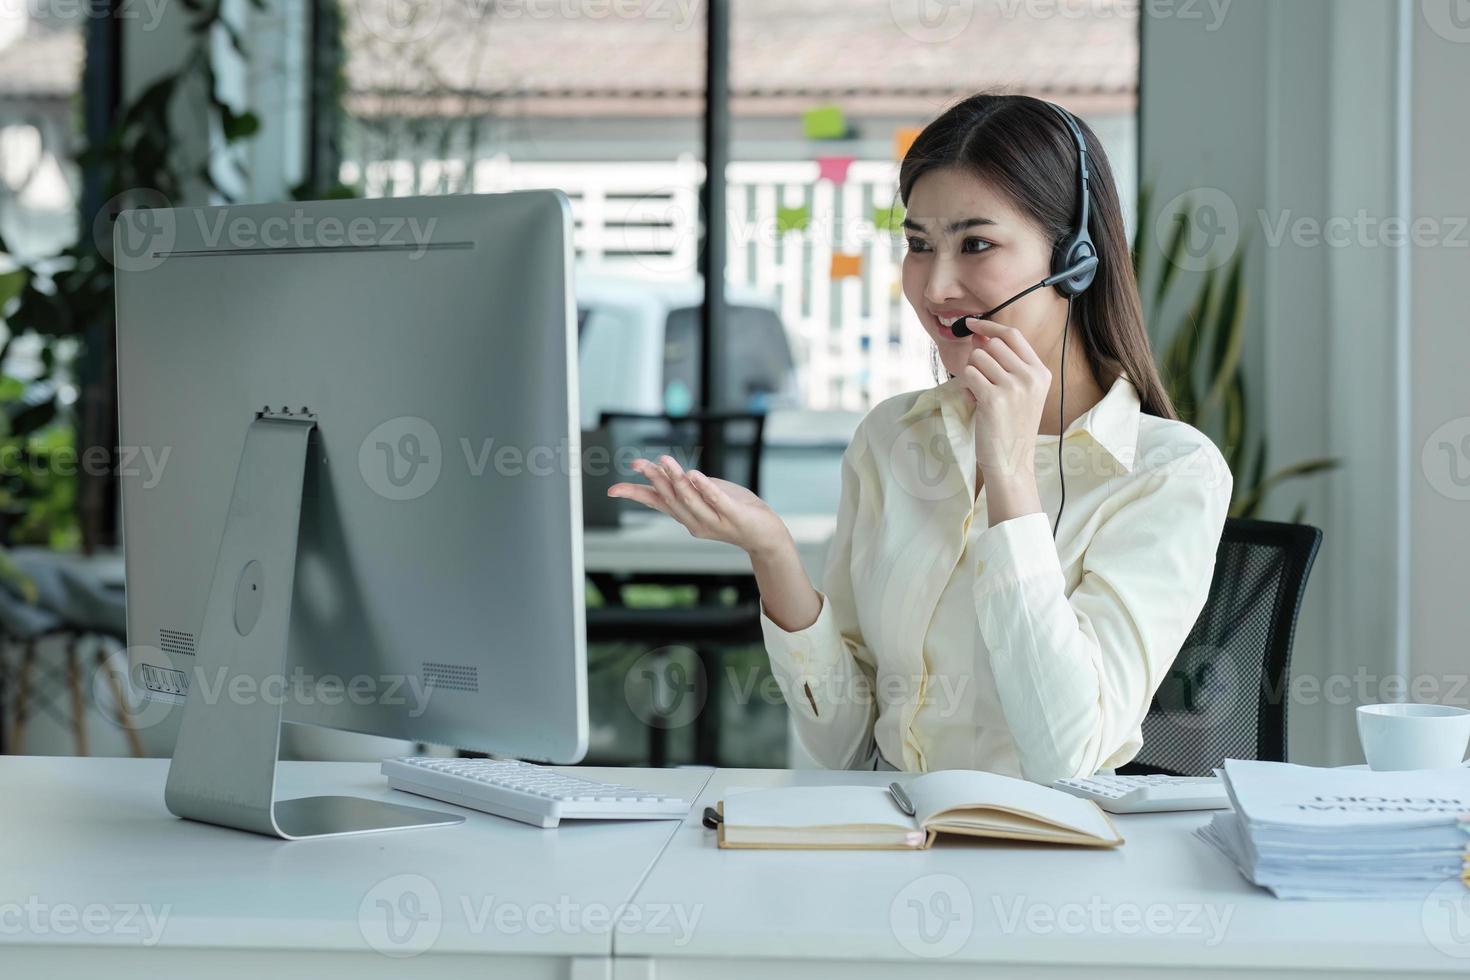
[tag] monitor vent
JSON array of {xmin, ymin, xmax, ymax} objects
[
  {"xmin": 423, "ymin": 661, "xmax": 478, "ymax": 693},
  {"xmin": 160, "ymin": 629, "xmax": 196, "ymax": 657}
]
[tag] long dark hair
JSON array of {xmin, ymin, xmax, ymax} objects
[{"xmin": 899, "ymin": 93, "xmax": 1177, "ymax": 421}]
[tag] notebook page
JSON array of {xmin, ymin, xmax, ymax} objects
[
  {"xmin": 722, "ymin": 785, "xmax": 916, "ymax": 832},
  {"xmin": 904, "ymin": 769, "xmax": 1118, "ymax": 842}
]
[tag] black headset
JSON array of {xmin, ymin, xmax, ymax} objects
[{"xmin": 947, "ymin": 100, "xmax": 1097, "ymax": 538}]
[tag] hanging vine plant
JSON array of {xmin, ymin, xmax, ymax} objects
[{"xmin": 0, "ymin": 1, "xmax": 262, "ymax": 553}]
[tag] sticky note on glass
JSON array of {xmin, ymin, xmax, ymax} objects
[
  {"xmin": 873, "ymin": 203, "xmax": 905, "ymax": 231},
  {"xmin": 816, "ymin": 155, "xmax": 855, "ymax": 184},
  {"xmin": 777, "ymin": 206, "xmax": 810, "ymax": 234},
  {"xmin": 803, "ymin": 106, "xmax": 848, "ymax": 140},
  {"xmin": 830, "ymin": 253, "xmax": 863, "ymax": 280},
  {"xmin": 894, "ymin": 126, "xmax": 922, "ymax": 160}
]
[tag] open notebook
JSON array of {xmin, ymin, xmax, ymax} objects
[{"xmin": 718, "ymin": 770, "xmax": 1123, "ymax": 850}]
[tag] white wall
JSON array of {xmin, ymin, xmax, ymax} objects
[
  {"xmin": 1141, "ymin": 0, "xmax": 1421, "ymax": 765},
  {"xmin": 1409, "ymin": 10, "xmax": 1470, "ymax": 718}
]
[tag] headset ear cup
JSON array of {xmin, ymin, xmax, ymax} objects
[{"xmin": 1052, "ymin": 233, "xmax": 1098, "ymax": 297}]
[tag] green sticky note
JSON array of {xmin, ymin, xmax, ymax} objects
[
  {"xmin": 803, "ymin": 105, "xmax": 847, "ymax": 140},
  {"xmin": 873, "ymin": 204, "xmax": 905, "ymax": 232},
  {"xmin": 777, "ymin": 205, "xmax": 810, "ymax": 233}
]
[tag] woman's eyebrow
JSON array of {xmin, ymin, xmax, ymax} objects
[{"xmin": 900, "ymin": 216, "xmax": 997, "ymax": 234}]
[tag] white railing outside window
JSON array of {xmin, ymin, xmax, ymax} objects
[{"xmin": 339, "ymin": 154, "xmax": 937, "ymax": 411}]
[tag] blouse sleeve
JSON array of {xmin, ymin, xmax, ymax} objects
[
  {"xmin": 971, "ymin": 442, "xmax": 1233, "ymax": 785},
  {"xmin": 758, "ymin": 435, "xmax": 880, "ymax": 770}
]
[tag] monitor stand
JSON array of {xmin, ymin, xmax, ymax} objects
[{"xmin": 163, "ymin": 413, "xmax": 464, "ymax": 839}]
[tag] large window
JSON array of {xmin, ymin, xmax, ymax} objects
[
  {"xmin": 0, "ymin": 1, "xmax": 83, "ymax": 261},
  {"xmin": 337, "ymin": 0, "xmax": 1138, "ymax": 414}
]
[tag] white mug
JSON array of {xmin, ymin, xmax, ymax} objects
[{"xmin": 1356, "ymin": 703, "xmax": 1470, "ymax": 771}]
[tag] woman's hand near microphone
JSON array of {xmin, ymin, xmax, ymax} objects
[
  {"xmin": 608, "ymin": 456, "xmax": 822, "ymax": 632},
  {"xmin": 953, "ymin": 318, "xmax": 1050, "ymax": 527}
]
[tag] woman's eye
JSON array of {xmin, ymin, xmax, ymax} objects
[
  {"xmin": 904, "ymin": 237, "xmax": 931, "ymax": 253},
  {"xmin": 961, "ymin": 237, "xmax": 992, "ymax": 254}
]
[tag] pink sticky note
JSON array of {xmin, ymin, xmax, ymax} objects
[{"xmin": 816, "ymin": 156, "xmax": 856, "ymax": 184}]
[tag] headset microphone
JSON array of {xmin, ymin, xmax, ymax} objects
[{"xmin": 947, "ymin": 255, "xmax": 1100, "ymax": 338}]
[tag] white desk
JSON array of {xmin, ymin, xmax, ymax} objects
[
  {"xmin": 0, "ymin": 756, "xmax": 711, "ymax": 978},
  {"xmin": 614, "ymin": 768, "xmax": 1470, "ymax": 978},
  {"xmin": 583, "ymin": 511, "xmax": 835, "ymax": 580},
  {"xmin": 10, "ymin": 759, "xmax": 1465, "ymax": 978}
]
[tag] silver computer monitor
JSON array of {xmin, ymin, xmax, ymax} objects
[{"xmin": 114, "ymin": 190, "xmax": 586, "ymax": 838}]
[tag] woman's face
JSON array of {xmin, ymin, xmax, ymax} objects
[{"xmin": 901, "ymin": 166, "xmax": 1070, "ymax": 381}]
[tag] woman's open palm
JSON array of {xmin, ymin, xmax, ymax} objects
[{"xmin": 609, "ymin": 455, "xmax": 787, "ymax": 556}]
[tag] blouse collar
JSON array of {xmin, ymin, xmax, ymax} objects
[{"xmin": 895, "ymin": 373, "xmax": 1143, "ymax": 473}]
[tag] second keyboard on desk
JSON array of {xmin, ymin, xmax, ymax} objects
[
  {"xmin": 1052, "ymin": 774, "xmax": 1230, "ymax": 813},
  {"xmin": 382, "ymin": 757, "xmax": 692, "ymax": 828}
]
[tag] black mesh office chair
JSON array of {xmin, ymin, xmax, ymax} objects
[
  {"xmin": 1120, "ymin": 518, "xmax": 1323, "ymax": 777},
  {"xmin": 585, "ymin": 411, "xmax": 768, "ymax": 767}
]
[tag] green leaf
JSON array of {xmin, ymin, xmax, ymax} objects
[
  {"xmin": 1198, "ymin": 248, "xmax": 1247, "ymax": 427},
  {"xmin": 0, "ymin": 548, "xmax": 38, "ymax": 605},
  {"xmin": 1154, "ymin": 200, "xmax": 1191, "ymax": 312},
  {"xmin": 221, "ymin": 109, "xmax": 260, "ymax": 142},
  {"xmin": 0, "ymin": 268, "xmax": 26, "ymax": 310},
  {"xmin": 1133, "ymin": 181, "xmax": 1153, "ymax": 289},
  {"xmin": 1231, "ymin": 458, "xmax": 1338, "ymax": 519}
]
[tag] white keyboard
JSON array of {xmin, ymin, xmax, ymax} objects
[
  {"xmin": 381, "ymin": 757, "xmax": 692, "ymax": 828},
  {"xmin": 1052, "ymin": 774, "xmax": 1230, "ymax": 813}
]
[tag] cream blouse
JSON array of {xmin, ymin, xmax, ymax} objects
[{"xmin": 759, "ymin": 374, "xmax": 1233, "ymax": 784}]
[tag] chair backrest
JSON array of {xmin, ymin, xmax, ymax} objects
[
  {"xmin": 597, "ymin": 411, "xmax": 767, "ymax": 499},
  {"xmin": 1121, "ymin": 517, "xmax": 1323, "ymax": 777}
]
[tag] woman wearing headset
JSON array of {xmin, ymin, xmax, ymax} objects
[{"xmin": 609, "ymin": 93, "xmax": 1233, "ymax": 785}]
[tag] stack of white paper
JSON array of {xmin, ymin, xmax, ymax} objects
[{"xmin": 1197, "ymin": 759, "xmax": 1470, "ymax": 900}]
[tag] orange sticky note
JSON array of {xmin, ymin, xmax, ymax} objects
[
  {"xmin": 830, "ymin": 253, "xmax": 863, "ymax": 280},
  {"xmin": 894, "ymin": 126, "xmax": 922, "ymax": 161}
]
